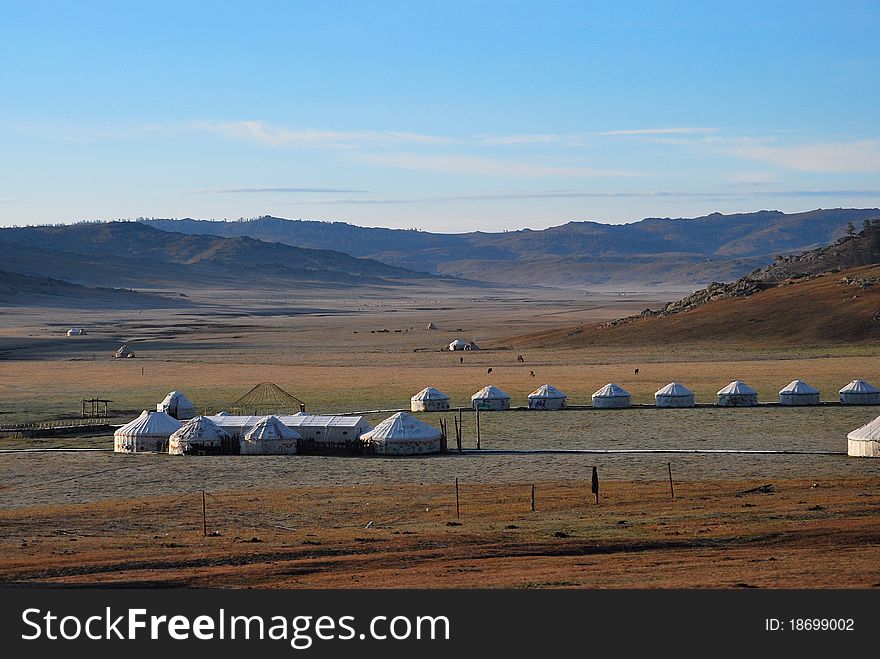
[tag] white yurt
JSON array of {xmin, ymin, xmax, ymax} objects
[
  {"xmin": 778, "ymin": 380, "xmax": 820, "ymax": 406},
  {"xmin": 411, "ymin": 386, "xmax": 451, "ymax": 412},
  {"xmin": 239, "ymin": 415, "xmax": 300, "ymax": 455},
  {"xmin": 717, "ymin": 380, "xmax": 758, "ymax": 407},
  {"xmin": 839, "ymin": 379, "xmax": 880, "ymax": 405},
  {"xmin": 471, "ymin": 385, "xmax": 511, "ymax": 411},
  {"xmin": 847, "ymin": 416, "xmax": 880, "ymax": 457},
  {"xmin": 448, "ymin": 339, "xmax": 468, "ymax": 351},
  {"xmin": 655, "ymin": 382, "xmax": 695, "ymax": 408},
  {"xmin": 592, "ymin": 383, "xmax": 632, "ymax": 408},
  {"xmin": 527, "ymin": 384, "xmax": 567, "ymax": 410},
  {"xmin": 360, "ymin": 412, "xmax": 443, "ymax": 455},
  {"xmin": 168, "ymin": 416, "xmax": 232, "ymax": 456},
  {"xmin": 66, "ymin": 327, "xmax": 85, "ymax": 336},
  {"xmin": 427, "ymin": 322, "xmax": 438, "ymax": 330},
  {"xmin": 157, "ymin": 390, "xmax": 196, "ymax": 420},
  {"xmin": 113, "ymin": 410, "xmax": 181, "ymax": 453}
]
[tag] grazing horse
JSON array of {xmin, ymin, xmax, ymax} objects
[
  {"xmin": 529, "ymin": 370, "xmax": 535, "ymax": 378},
  {"xmin": 487, "ymin": 367, "xmax": 493, "ymax": 374},
  {"xmin": 634, "ymin": 368, "xmax": 640, "ymax": 375},
  {"xmin": 517, "ymin": 355, "xmax": 525, "ymax": 362}
]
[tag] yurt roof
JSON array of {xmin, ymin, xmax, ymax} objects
[
  {"xmin": 471, "ymin": 385, "xmax": 510, "ymax": 400},
  {"xmin": 244, "ymin": 416, "xmax": 301, "ymax": 441},
  {"xmin": 361, "ymin": 412, "xmax": 441, "ymax": 442},
  {"xmin": 717, "ymin": 380, "xmax": 757, "ymax": 395},
  {"xmin": 171, "ymin": 416, "xmax": 231, "ymax": 442},
  {"xmin": 449, "ymin": 338, "xmax": 467, "ymax": 347},
  {"xmin": 779, "ymin": 379, "xmax": 819, "ymax": 395},
  {"xmin": 229, "ymin": 382, "xmax": 304, "ymax": 412},
  {"xmin": 655, "ymin": 381, "xmax": 693, "ymax": 397},
  {"xmin": 839, "ymin": 379, "xmax": 880, "ymax": 394},
  {"xmin": 528, "ymin": 384, "xmax": 567, "ymax": 399},
  {"xmin": 593, "ymin": 383, "xmax": 631, "ymax": 398},
  {"xmin": 115, "ymin": 410, "xmax": 181, "ymax": 437},
  {"xmin": 847, "ymin": 415, "xmax": 880, "ymax": 442},
  {"xmin": 161, "ymin": 390, "xmax": 195, "ymax": 407},
  {"xmin": 412, "ymin": 386, "xmax": 450, "ymax": 401}
]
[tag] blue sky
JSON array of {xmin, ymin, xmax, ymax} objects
[{"xmin": 1, "ymin": 1, "xmax": 878, "ymax": 231}]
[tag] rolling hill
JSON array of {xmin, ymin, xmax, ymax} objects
[
  {"xmin": 142, "ymin": 208, "xmax": 880, "ymax": 288},
  {"xmin": 510, "ymin": 222, "xmax": 880, "ymax": 348},
  {"xmin": 0, "ymin": 222, "xmax": 449, "ymax": 293}
]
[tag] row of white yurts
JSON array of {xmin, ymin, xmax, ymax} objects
[{"xmin": 411, "ymin": 379, "xmax": 880, "ymax": 411}]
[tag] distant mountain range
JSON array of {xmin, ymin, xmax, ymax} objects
[
  {"xmin": 510, "ymin": 221, "xmax": 880, "ymax": 348},
  {"xmin": 143, "ymin": 208, "xmax": 880, "ymax": 288},
  {"xmin": 0, "ymin": 222, "xmax": 447, "ymax": 301}
]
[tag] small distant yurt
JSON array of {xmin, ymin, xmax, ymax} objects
[
  {"xmin": 847, "ymin": 416, "xmax": 880, "ymax": 457},
  {"xmin": 839, "ymin": 379, "xmax": 880, "ymax": 405},
  {"xmin": 471, "ymin": 385, "xmax": 510, "ymax": 411},
  {"xmin": 157, "ymin": 390, "xmax": 196, "ymax": 420},
  {"xmin": 114, "ymin": 344, "xmax": 135, "ymax": 359},
  {"xmin": 411, "ymin": 386, "xmax": 451, "ymax": 412},
  {"xmin": 240, "ymin": 415, "xmax": 300, "ymax": 455},
  {"xmin": 449, "ymin": 339, "xmax": 468, "ymax": 351},
  {"xmin": 527, "ymin": 384, "xmax": 567, "ymax": 410},
  {"xmin": 66, "ymin": 327, "xmax": 85, "ymax": 336},
  {"xmin": 427, "ymin": 322, "xmax": 438, "ymax": 330},
  {"xmin": 361, "ymin": 412, "xmax": 443, "ymax": 455},
  {"xmin": 655, "ymin": 382, "xmax": 694, "ymax": 408},
  {"xmin": 717, "ymin": 380, "xmax": 758, "ymax": 407},
  {"xmin": 592, "ymin": 383, "xmax": 632, "ymax": 409},
  {"xmin": 168, "ymin": 416, "xmax": 232, "ymax": 456},
  {"xmin": 778, "ymin": 380, "xmax": 820, "ymax": 406},
  {"xmin": 114, "ymin": 410, "xmax": 181, "ymax": 453}
]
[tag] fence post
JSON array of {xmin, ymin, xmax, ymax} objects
[
  {"xmin": 667, "ymin": 462, "xmax": 675, "ymax": 499},
  {"xmin": 455, "ymin": 478, "xmax": 460, "ymax": 519},
  {"xmin": 201, "ymin": 490, "xmax": 207, "ymax": 536},
  {"xmin": 530, "ymin": 484, "xmax": 535, "ymax": 512}
]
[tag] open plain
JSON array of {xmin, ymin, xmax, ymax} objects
[{"xmin": 1, "ymin": 284, "xmax": 879, "ymax": 588}]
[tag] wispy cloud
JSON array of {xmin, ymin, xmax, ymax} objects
[
  {"xmin": 290, "ymin": 188, "xmax": 880, "ymax": 205},
  {"xmin": 353, "ymin": 152, "xmax": 641, "ymax": 178},
  {"xmin": 596, "ymin": 127, "xmax": 717, "ymax": 136},
  {"xmin": 723, "ymin": 138, "xmax": 880, "ymax": 173},
  {"xmin": 197, "ymin": 186, "xmax": 370, "ymax": 194},
  {"xmin": 190, "ymin": 120, "xmax": 452, "ymax": 147}
]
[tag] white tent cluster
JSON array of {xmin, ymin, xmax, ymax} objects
[
  {"xmin": 591, "ymin": 383, "xmax": 631, "ymax": 408},
  {"xmin": 527, "ymin": 384, "xmax": 567, "ymax": 410},
  {"xmin": 471, "ymin": 385, "xmax": 510, "ymax": 411},
  {"xmin": 157, "ymin": 390, "xmax": 196, "ymax": 420},
  {"xmin": 778, "ymin": 380, "xmax": 820, "ymax": 406},
  {"xmin": 654, "ymin": 382, "xmax": 694, "ymax": 408},
  {"xmin": 361, "ymin": 412, "xmax": 442, "ymax": 455},
  {"xmin": 839, "ymin": 379, "xmax": 880, "ymax": 405},
  {"xmin": 717, "ymin": 380, "xmax": 758, "ymax": 407},
  {"xmin": 114, "ymin": 411, "xmax": 181, "ymax": 453},
  {"xmin": 411, "ymin": 386, "xmax": 450, "ymax": 412}
]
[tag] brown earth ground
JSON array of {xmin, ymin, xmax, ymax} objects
[
  {"xmin": 1, "ymin": 284, "xmax": 879, "ymax": 588},
  {"xmin": 1, "ymin": 478, "xmax": 878, "ymax": 588}
]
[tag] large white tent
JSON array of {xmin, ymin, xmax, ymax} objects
[
  {"xmin": 448, "ymin": 339, "xmax": 468, "ymax": 351},
  {"xmin": 527, "ymin": 384, "xmax": 567, "ymax": 410},
  {"xmin": 655, "ymin": 382, "xmax": 694, "ymax": 408},
  {"xmin": 717, "ymin": 380, "xmax": 758, "ymax": 407},
  {"xmin": 240, "ymin": 415, "xmax": 300, "ymax": 455},
  {"xmin": 847, "ymin": 415, "xmax": 880, "ymax": 457},
  {"xmin": 169, "ymin": 416, "xmax": 231, "ymax": 455},
  {"xmin": 471, "ymin": 385, "xmax": 510, "ymax": 411},
  {"xmin": 592, "ymin": 383, "xmax": 632, "ymax": 409},
  {"xmin": 778, "ymin": 380, "xmax": 820, "ymax": 406},
  {"xmin": 839, "ymin": 379, "xmax": 880, "ymax": 405},
  {"xmin": 411, "ymin": 386, "xmax": 451, "ymax": 412},
  {"xmin": 66, "ymin": 327, "xmax": 86, "ymax": 336},
  {"xmin": 209, "ymin": 413, "xmax": 371, "ymax": 446},
  {"xmin": 157, "ymin": 390, "xmax": 196, "ymax": 420},
  {"xmin": 114, "ymin": 410, "xmax": 181, "ymax": 453},
  {"xmin": 361, "ymin": 412, "xmax": 443, "ymax": 455}
]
